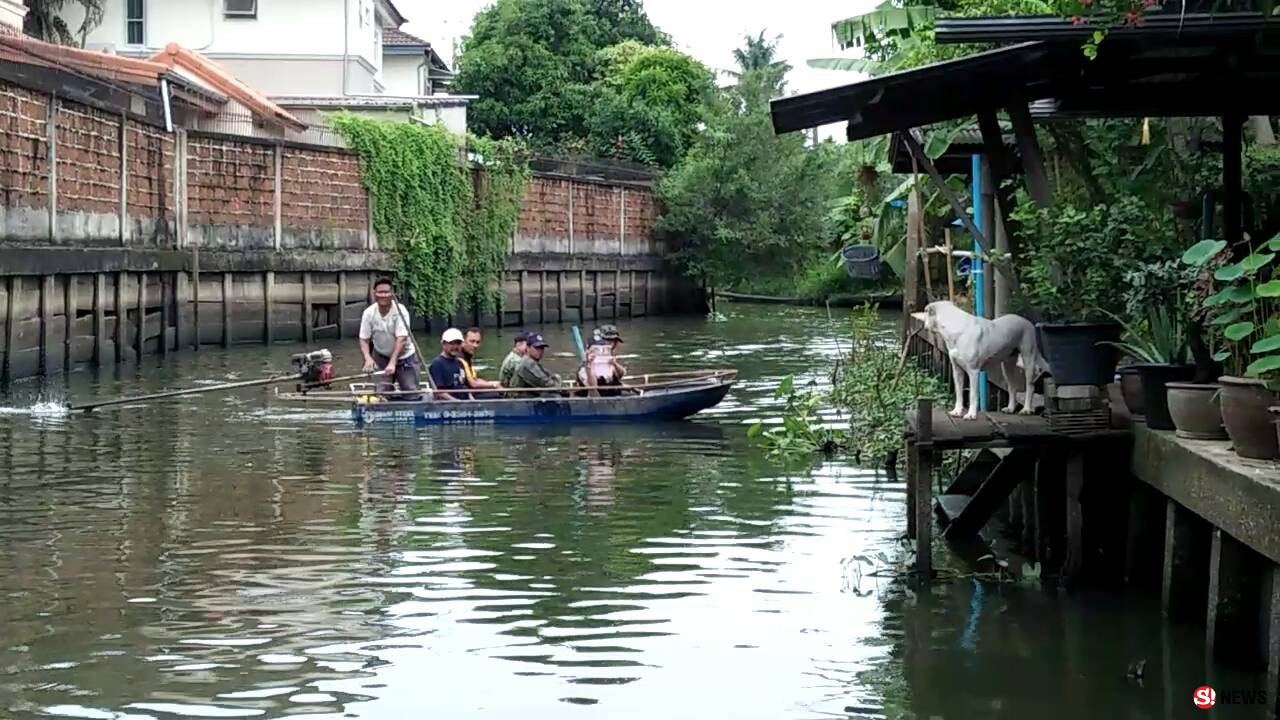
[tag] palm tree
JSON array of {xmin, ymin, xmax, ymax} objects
[
  {"xmin": 725, "ymin": 31, "xmax": 791, "ymax": 93},
  {"xmin": 23, "ymin": 0, "xmax": 104, "ymax": 46}
]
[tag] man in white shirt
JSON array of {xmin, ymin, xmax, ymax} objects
[{"xmin": 358, "ymin": 277, "xmax": 420, "ymax": 400}]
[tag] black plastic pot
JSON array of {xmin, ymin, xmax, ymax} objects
[
  {"xmin": 1037, "ymin": 322, "xmax": 1123, "ymax": 386},
  {"xmin": 1134, "ymin": 364, "xmax": 1196, "ymax": 430}
]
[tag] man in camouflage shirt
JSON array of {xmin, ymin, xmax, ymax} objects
[
  {"xmin": 510, "ymin": 333, "xmax": 562, "ymax": 390},
  {"xmin": 498, "ymin": 331, "xmax": 529, "ymax": 388}
]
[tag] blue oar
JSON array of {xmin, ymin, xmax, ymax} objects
[{"xmin": 570, "ymin": 326, "xmax": 587, "ymax": 363}]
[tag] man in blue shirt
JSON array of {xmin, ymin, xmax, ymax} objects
[{"xmin": 428, "ymin": 328, "xmax": 471, "ymax": 400}]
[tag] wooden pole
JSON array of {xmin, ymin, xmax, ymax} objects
[
  {"xmin": 64, "ymin": 275, "xmax": 75, "ymax": 370},
  {"xmin": 914, "ymin": 398, "xmax": 935, "ymax": 579},
  {"xmin": 135, "ymin": 272, "xmax": 145, "ymax": 362},
  {"xmin": 1006, "ymin": 102, "xmax": 1052, "ymax": 209},
  {"xmin": 264, "ymin": 271, "xmax": 274, "ymax": 345},
  {"xmin": 1064, "ymin": 451, "xmax": 1085, "ymax": 582},
  {"xmin": 902, "ymin": 129, "xmax": 992, "ymax": 251},
  {"xmin": 2, "ymin": 277, "xmax": 16, "ymax": 382},
  {"xmin": 944, "ymin": 229, "xmax": 956, "ymax": 301},
  {"xmin": 222, "ymin": 272, "xmax": 232, "ymax": 347},
  {"xmin": 93, "ymin": 273, "xmax": 105, "ymax": 366},
  {"xmin": 39, "ymin": 275, "xmax": 52, "ymax": 376},
  {"xmin": 115, "ymin": 272, "xmax": 126, "ymax": 362},
  {"xmin": 302, "ymin": 272, "xmax": 313, "ymax": 345},
  {"xmin": 191, "ymin": 250, "xmax": 200, "ymax": 351}
]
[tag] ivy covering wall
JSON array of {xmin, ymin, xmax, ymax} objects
[{"xmin": 330, "ymin": 113, "xmax": 529, "ymax": 317}]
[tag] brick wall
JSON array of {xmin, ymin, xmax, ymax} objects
[
  {"xmin": 125, "ymin": 123, "xmax": 175, "ymax": 245},
  {"xmin": 281, "ymin": 147, "xmax": 366, "ymax": 231},
  {"xmin": 0, "ymin": 84, "xmax": 49, "ymax": 212},
  {"xmin": 186, "ymin": 136, "xmax": 274, "ymax": 229},
  {"xmin": 55, "ymin": 103, "xmax": 119, "ymax": 216},
  {"xmin": 515, "ymin": 174, "xmax": 661, "ymax": 255}
]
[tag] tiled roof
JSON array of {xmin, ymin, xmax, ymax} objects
[
  {"xmin": 383, "ymin": 26, "xmax": 429, "ymax": 47},
  {"xmin": 149, "ymin": 43, "xmax": 306, "ymax": 131},
  {"xmin": 0, "ymin": 31, "xmax": 171, "ymax": 85}
]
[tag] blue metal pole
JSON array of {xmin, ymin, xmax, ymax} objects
[{"xmin": 972, "ymin": 154, "xmax": 988, "ymax": 412}]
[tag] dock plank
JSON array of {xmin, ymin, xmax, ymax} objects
[{"xmin": 906, "ymin": 407, "xmax": 1129, "ymax": 449}]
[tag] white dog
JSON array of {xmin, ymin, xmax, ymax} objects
[{"xmin": 922, "ymin": 300, "xmax": 1047, "ymax": 420}]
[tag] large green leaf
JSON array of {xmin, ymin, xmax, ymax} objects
[
  {"xmin": 1182, "ymin": 239, "xmax": 1226, "ymax": 267},
  {"xmin": 1245, "ymin": 355, "xmax": 1280, "ymax": 376},
  {"xmin": 1215, "ymin": 263, "xmax": 1245, "ymax": 282},
  {"xmin": 1210, "ymin": 306, "xmax": 1247, "ymax": 326},
  {"xmin": 1228, "ymin": 286, "xmax": 1255, "ymax": 304},
  {"xmin": 1224, "ymin": 321, "xmax": 1257, "ymax": 341},
  {"xmin": 806, "ymin": 57, "xmax": 878, "ymax": 73},
  {"xmin": 831, "ymin": 2, "xmax": 938, "ymax": 49},
  {"xmin": 1267, "ymin": 233, "xmax": 1280, "ymax": 252},
  {"xmin": 1213, "ymin": 349, "xmax": 1231, "ymax": 362},
  {"xmin": 1251, "ymin": 334, "xmax": 1280, "ymax": 354},
  {"xmin": 924, "ymin": 123, "xmax": 967, "ymax": 160},
  {"xmin": 1203, "ymin": 287, "xmax": 1234, "ymax": 307},
  {"xmin": 1242, "ymin": 252, "xmax": 1277, "ymax": 273},
  {"xmin": 1256, "ymin": 280, "xmax": 1280, "ymax": 298}
]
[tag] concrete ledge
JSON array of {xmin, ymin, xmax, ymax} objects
[
  {"xmin": 0, "ymin": 247, "xmax": 394, "ymax": 275},
  {"xmin": 506, "ymin": 253, "xmax": 667, "ymax": 272},
  {"xmin": 1130, "ymin": 422, "xmax": 1280, "ymax": 564}
]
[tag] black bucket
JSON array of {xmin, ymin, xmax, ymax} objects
[
  {"xmin": 1037, "ymin": 322, "xmax": 1123, "ymax": 386},
  {"xmin": 841, "ymin": 244, "xmax": 881, "ymax": 280}
]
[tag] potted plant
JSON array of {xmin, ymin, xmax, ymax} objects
[
  {"xmin": 1016, "ymin": 198, "xmax": 1167, "ymax": 386},
  {"xmin": 1181, "ymin": 235, "xmax": 1280, "ymax": 459},
  {"xmin": 1103, "ymin": 305, "xmax": 1193, "ymax": 430}
]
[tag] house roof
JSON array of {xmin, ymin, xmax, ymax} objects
[
  {"xmin": 149, "ymin": 43, "xmax": 307, "ymax": 131},
  {"xmin": 379, "ymin": 0, "xmax": 408, "ymax": 28},
  {"xmin": 383, "ymin": 26, "xmax": 428, "ymax": 47},
  {"xmin": 273, "ymin": 94, "xmax": 474, "ymax": 109},
  {"xmin": 0, "ymin": 31, "xmax": 174, "ymax": 86}
]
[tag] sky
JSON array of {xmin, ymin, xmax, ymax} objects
[{"xmin": 396, "ymin": 0, "xmax": 880, "ymax": 140}]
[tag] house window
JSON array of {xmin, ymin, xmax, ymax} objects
[
  {"xmin": 224, "ymin": 0, "xmax": 257, "ymax": 18},
  {"xmin": 125, "ymin": 0, "xmax": 144, "ymax": 45}
]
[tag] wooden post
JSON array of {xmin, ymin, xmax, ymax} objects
[
  {"xmin": 593, "ymin": 272, "xmax": 601, "ymax": 320},
  {"xmin": 914, "ymin": 398, "xmax": 934, "ymax": 578},
  {"xmin": 159, "ymin": 273, "xmax": 170, "ymax": 356},
  {"xmin": 518, "ymin": 270, "xmax": 527, "ymax": 325},
  {"xmin": 978, "ymin": 110, "xmax": 1020, "ymax": 262},
  {"xmin": 135, "ymin": 272, "xmax": 145, "ymax": 362},
  {"xmin": 1163, "ymin": 499, "xmax": 1211, "ymax": 621},
  {"xmin": 1006, "ymin": 103, "xmax": 1051, "ymax": 209},
  {"xmin": 944, "ymin": 229, "xmax": 956, "ymax": 301},
  {"xmin": 222, "ymin": 272, "xmax": 232, "ymax": 347},
  {"xmin": 93, "ymin": 273, "xmax": 105, "ymax": 366},
  {"xmin": 902, "ymin": 129, "xmax": 991, "ymax": 250},
  {"xmin": 538, "ymin": 271, "xmax": 546, "ymax": 323},
  {"xmin": 39, "ymin": 276, "xmax": 52, "ymax": 376},
  {"xmin": 980, "ymin": 156, "xmax": 997, "ymax": 318},
  {"xmin": 994, "ymin": 199, "xmax": 1011, "ymax": 317},
  {"xmin": 903, "ymin": 185, "xmax": 923, "ymax": 341},
  {"xmin": 115, "ymin": 272, "xmax": 126, "ymax": 362},
  {"xmin": 644, "ymin": 270, "xmax": 652, "ymax": 317},
  {"xmin": 557, "ymin": 271, "xmax": 566, "ymax": 321},
  {"xmin": 1063, "ymin": 451, "xmax": 1085, "ymax": 582},
  {"xmin": 46, "ymin": 97, "xmax": 57, "ymax": 243},
  {"xmin": 191, "ymin": 249, "xmax": 200, "ymax": 350},
  {"xmin": 579, "ymin": 270, "xmax": 587, "ymax": 322},
  {"xmin": 613, "ymin": 270, "xmax": 621, "ymax": 319},
  {"xmin": 64, "ymin": 275, "xmax": 75, "ymax": 370},
  {"xmin": 302, "ymin": 272, "xmax": 313, "ymax": 344},
  {"xmin": 264, "ymin": 271, "xmax": 274, "ymax": 345},
  {"xmin": 336, "ymin": 272, "xmax": 347, "ymax": 339},
  {"xmin": 118, "ymin": 114, "xmax": 128, "ymax": 246},
  {"xmin": 629, "ymin": 270, "xmax": 636, "ymax": 318},
  {"xmin": 272, "ymin": 143, "xmax": 283, "ymax": 250}
]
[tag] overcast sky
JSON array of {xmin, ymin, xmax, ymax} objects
[{"xmin": 397, "ymin": 0, "xmax": 878, "ymax": 138}]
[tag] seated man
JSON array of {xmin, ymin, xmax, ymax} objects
[
  {"xmin": 510, "ymin": 333, "xmax": 562, "ymax": 392},
  {"xmin": 578, "ymin": 324, "xmax": 627, "ymax": 396},
  {"xmin": 499, "ymin": 331, "xmax": 529, "ymax": 388},
  {"xmin": 428, "ymin": 328, "xmax": 471, "ymax": 401},
  {"xmin": 460, "ymin": 326, "xmax": 503, "ymax": 398}
]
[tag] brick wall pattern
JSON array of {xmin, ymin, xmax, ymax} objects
[
  {"xmin": 186, "ymin": 136, "xmax": 274, "ymax": 227},
  {"xmin": 281, "ymin": 147, "xmax": 367, "ymax": 230},
  {"xmin": 0, "ymin": 84, "xmax": 48, "ymax": 210},
  {"xmin": 55, "ymin": 103, "xmax": 120, "ymax": 215}
]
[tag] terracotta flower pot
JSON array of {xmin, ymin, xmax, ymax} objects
[
  {"xmin": 1166, "ymin": 382, "xmax": 1227, "ymax": 440},
  {"xmin": 1118, "ymin": 366, "xmax": 1145, "ymax": 419},
  {"xmin": 1218, "ymin": 376, "xmax": 1280, "ymax": 460},
  {"xmin": 1134, "ymin": 364, "xmax": 1196, "ymax": 431}
]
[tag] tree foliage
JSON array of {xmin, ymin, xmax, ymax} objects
[
  {"xmin": 453, "ymin": 0, "xmax": 700, "ymax": 167},
  {"xmin": 330, "ymin": 114, "xmax": 529, "ymax": 318},
  {"xmin": 24, "ymin": 0, "xmax": 103, "ymax": 45}
]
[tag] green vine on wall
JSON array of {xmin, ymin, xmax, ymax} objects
[{"xmin": 329, "ymin": 113, "xmax": 529, "ymax": 318}]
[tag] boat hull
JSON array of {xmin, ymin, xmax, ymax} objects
[{"xmin": 350, "ymin": 381, "xmax": 733, "ymax": 426}]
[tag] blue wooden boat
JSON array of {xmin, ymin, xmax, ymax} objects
[{"xmin": 279, "ymin": 369, "xmax": 737, "ymax": 426}]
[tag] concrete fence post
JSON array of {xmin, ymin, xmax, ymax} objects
[
  {"xmin": 118, "ymin": 113, "xmax": 128, "ymax": 246},
  {"xmin": 46, "ymin": 95, "xmax": 57, "ymax": 242},
  {"xmin": 273, "ymin": 143, "xmax": 283, "ymax": 250}
]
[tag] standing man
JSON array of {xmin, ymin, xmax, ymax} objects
[
  {"xmin": 428, "ymin": 328, "xmax": 471, "ymax": 401},
  {"xmin": 511, "ymin": 333, "xmax": 563, "ymax": 390},
  {"xmin": 358, "ymin": 277, "xmax": 420, "ymax": 400},
  {"xmin": 459, "ymin": 327, "xmax": 502, "ymax": 394},
  {"xmin": 499, "ymin": 331, "xmax": 529, "ymax": 388}
]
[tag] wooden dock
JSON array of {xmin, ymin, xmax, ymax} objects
[{"xmin": 904, "ymin": 399, "xmax": 1130, "ymax": 581}]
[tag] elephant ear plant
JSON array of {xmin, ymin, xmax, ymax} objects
[{"xmin": 1181, "ymin": 234, "xmax": 1280, "ymax": 460}]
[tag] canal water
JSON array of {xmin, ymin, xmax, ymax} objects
[{"xmin": 0, "ymin": 305, "xmax": 1268, "ymax": 719}]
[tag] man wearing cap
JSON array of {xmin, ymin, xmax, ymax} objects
[
  {"xmin": 428, "ymin": 328, "xmax": 471, "ymax": 401},
  {"xmin": 358, "ymin": 277, "xmax": 420, "ymax": 400},
  {"xmin": 499, "ymin": 331, "xmax": 530, "ymax": 389},
  {"xmin": 510, "ymin": 333, "xmax": 563, "ymax": 390}
]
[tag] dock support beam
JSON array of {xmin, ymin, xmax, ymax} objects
[
  {"xmin": 912, "ymin": 398, "xmax": 934, "ymax": 579},
  {"xmin": 1206, "ymin": 528, "xmax": 1265, "ymax": 664},
  {"xmin": 1163, "ymin": 499, "xmax": 1210, "ymax": 622}
]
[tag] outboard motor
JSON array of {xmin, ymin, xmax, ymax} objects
[{"xmin": 291, "ymin": 349, "xmax": 335, "ymax": 392}]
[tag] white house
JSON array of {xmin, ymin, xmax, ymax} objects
[{"xmin": 59, "ymin": 0, "xmax": 470, "ymax": 138}]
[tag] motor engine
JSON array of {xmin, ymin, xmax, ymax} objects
[{"xmin": 291, "ymin": 349, "xmax": 334, "ymax": 392}]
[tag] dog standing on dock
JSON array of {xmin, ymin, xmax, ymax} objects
[{"xmin": 922, "ymin": 300, "xmax": 1047, "ymax": 420}]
